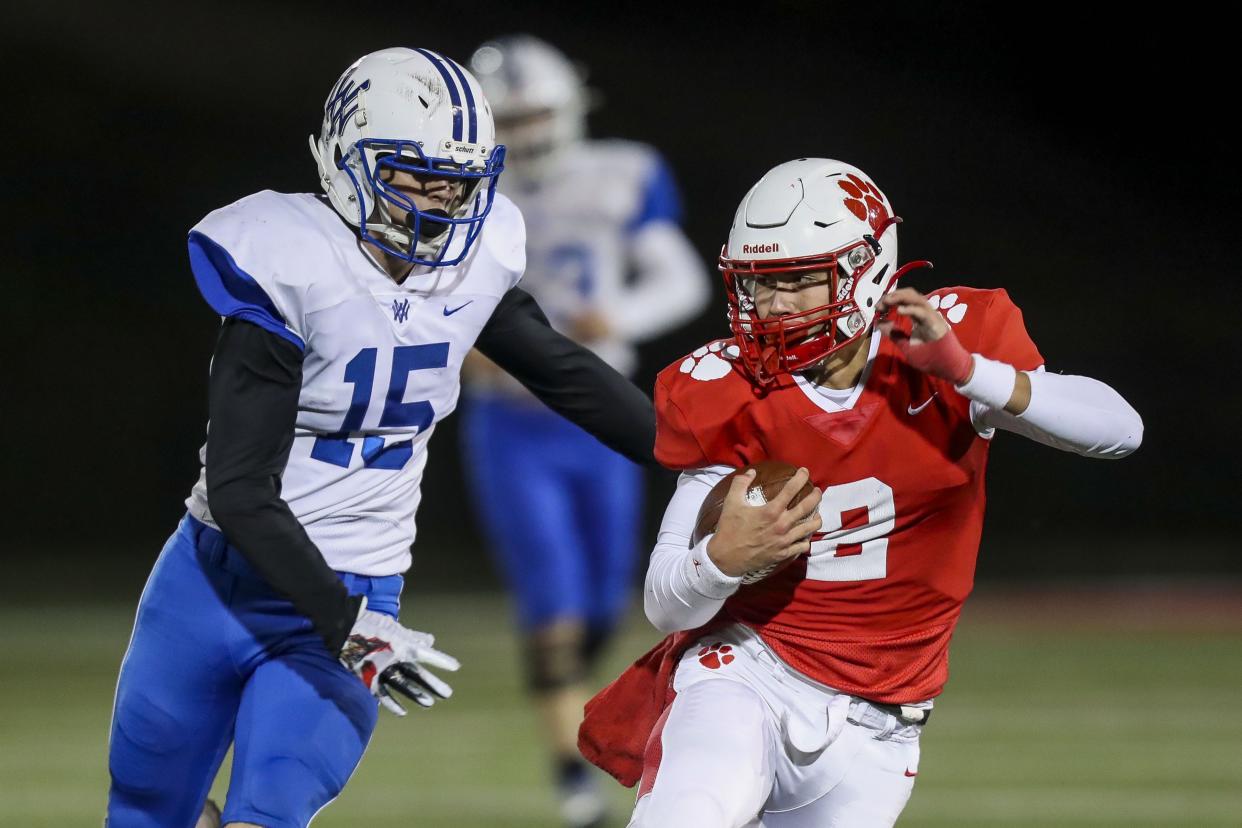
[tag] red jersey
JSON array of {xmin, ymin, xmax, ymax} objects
[{"xmin": 654, "ymin": 287, "xmax": 1043, "ymax": 702}]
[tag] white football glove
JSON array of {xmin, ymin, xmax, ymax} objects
[{"xmin": 338, "ymin": 597, "xmax": 460, "ymax": 716}]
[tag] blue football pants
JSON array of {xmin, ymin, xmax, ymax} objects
[
  {"xmin": 461, "ymin": 394, "xmax": 642, "ymax": 632},
  {"xmin": 106, "ymin": 514, "xmax": 401, "ymax": 828}
]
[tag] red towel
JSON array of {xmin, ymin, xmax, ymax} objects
[{"xmin": 578, "ymin": 623, "xmax": 720, "ymax": 787}]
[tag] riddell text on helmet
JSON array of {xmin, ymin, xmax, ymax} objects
[{"xmin": 742, "ymin": 242, "xmax": 780, "ymax": 254}]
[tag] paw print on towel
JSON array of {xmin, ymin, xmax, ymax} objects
[
  {"xmin": 928, "ymin": 292, "xmax": 968, "ymax": 325},
  {"xmin": 697, "ymin": 642, "xmax": 735, "ymax": 670},
  {"xmin": 678, "ymin": 340, "xmax": 736, "ymax": 382}
]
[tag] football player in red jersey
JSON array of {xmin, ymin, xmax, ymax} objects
[{"xmin": 579, "ymin": 159, "xmax": 1143, "ymax": 827}]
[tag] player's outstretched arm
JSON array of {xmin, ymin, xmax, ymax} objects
[
  {"xmin": 877, "ymin": 288, "xmax": 1143, "ymax": 459},
  {"xmin": 967, "ymin": 368, "xmax": 1143, "ymax": 458},
  {"xmin": 205, "ymin": 319, "xmax": 365, "ymax": 652},
  {"xmin": 476, "ymin": 287, "xmax": 657, "ymax": 466}
]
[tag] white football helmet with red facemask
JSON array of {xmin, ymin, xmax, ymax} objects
[{"xmin": 720, "ymin": 159, "xmax": 927, "ymax": 387}]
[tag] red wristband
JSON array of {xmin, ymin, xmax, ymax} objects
[{"xmin": 894, "ymin": 330, "xmax": 974, "ymax": 384}]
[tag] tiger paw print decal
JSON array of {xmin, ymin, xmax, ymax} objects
[
  {"xmin": 928, "ymin": 292, "xmax": 968, "ymax": 324},
  {"xmin": 697, "ymin": 642, "xmax": 735, "ymax": 669},
  {"xmin": 679, "ymin": 341, "xmax": 736, "ymax": 381},
  {"xmin": 837, "ymin": 174, "xmax": 891, "ymax": 233}
]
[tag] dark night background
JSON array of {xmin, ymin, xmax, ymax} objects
[{"xmin": 3, "ymin": 1, "xmax": 1237, "ymax": 596}]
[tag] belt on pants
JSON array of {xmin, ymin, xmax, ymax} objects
[{"xmin": 863, "ymin": 700, "xmax": 932, "ymax": 726}]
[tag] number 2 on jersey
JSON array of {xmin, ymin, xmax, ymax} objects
[
  {"xmin": 311, "ymin": 343, "xmax": 449, "ymax": 470},
  {"xmin": 805, "ymin": 477, "xmax": 895, "ymax": 582}
]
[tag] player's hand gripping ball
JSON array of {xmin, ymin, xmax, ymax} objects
[{"xmin": 693, "ymin": 460, "xmax": 822, "ymax": 584}]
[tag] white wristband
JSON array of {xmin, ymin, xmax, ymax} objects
[
  {"xmin": 955, "ymin": 354, "xmax": 1017, "ymax": 410},
  {"xmin": 683, "ymin": 535, "xmax": 743, "ymax": 599}
]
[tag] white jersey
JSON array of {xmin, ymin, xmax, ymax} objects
[
  {"xmin": 184, "ymin": 190, "xmax": 525, "ymax": 576},
  {"xmin": 478, "ymin": 139, "xmax": 706, "ymax": 388}
]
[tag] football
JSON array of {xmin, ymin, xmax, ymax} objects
[{"xmin": 691, "ymin": 460, "xmax": 815, "ymax": 584}]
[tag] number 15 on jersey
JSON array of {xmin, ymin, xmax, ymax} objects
[{"xmin": 311, "ymin": 343, "xmax": 449, "ymax": 471}]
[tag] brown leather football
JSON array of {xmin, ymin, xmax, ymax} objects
[{"xmin": 691, "ymin": 460, "xmax": 814, "ymax": 584}]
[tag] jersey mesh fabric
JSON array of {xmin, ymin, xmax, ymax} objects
[
  {"xmin": 184, "ymin": 190, "xmax": 525, "ymax": 576},
  {"xmin": 653, "ymin": 287, "xmax": 1043, "ymax": 702}
]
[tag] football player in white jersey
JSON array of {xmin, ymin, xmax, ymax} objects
[
  {"xmin": 462, "ymin": 36, "xmax": 710, "ymax": 828},
  {"xmin": 105, "ymin": 47, "xmax": 659, "ymax": 828}
]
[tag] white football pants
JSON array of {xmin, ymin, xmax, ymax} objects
[{"xmin": 628, "ymin": 624, "xmax": 922, "ymax": 828}]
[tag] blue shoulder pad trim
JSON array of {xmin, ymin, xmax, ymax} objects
[
  {"xmin": 627, "ymin": 155, "xmax": 683, "ymax": 233},
  {"xmin": 188, "ymin": 230, "xmax": 305, "ymax": 351}
]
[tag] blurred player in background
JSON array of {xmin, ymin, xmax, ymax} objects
[
  {"xmin": 465, "ymin": 35, "xmax": 710, "ymax": 828},
  {"xmin": 580, "ymin": 159, "xmax": 1144, "ymax": 827},
  {"xmin": 105, "ymin": 47, "xmax": 658, "ymax": 828}
]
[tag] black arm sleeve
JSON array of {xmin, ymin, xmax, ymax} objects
[
  {"xmin": 475, "ymin": 287, "xmax": 657, "ymax": 466},
  {"xmin": 204, "ymin": 318, "xmax": 362, "ymax": 653}
]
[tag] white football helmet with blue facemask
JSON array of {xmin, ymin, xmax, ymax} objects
[{"xmin": 309, "ymin": 47, "xmax": 505, "ymax": 267}]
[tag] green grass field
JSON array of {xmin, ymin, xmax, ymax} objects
[{"xmin": 3, "ymin": 588, "xmax": 1240, "ymax": 827}]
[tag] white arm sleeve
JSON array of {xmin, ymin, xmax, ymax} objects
[
  {"xmin": 645, "ymin": 466, "xmax": 743, "ymax": 633},
  {"xmin": 969, "ymin": 361, "xmax": 1143, "ymax": 459},
  {"xmin": 609, "ymin": 222, "xmax": 712, "ymax": 343}
]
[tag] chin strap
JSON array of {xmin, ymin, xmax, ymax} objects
[{"xmin": 368, "ymin": 201, "xmax": 448, "ymax": 261}]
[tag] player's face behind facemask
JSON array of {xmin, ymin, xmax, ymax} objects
[
  {"xmin": 736, "ymin": 267, "xmax": 874, "ymax": 386},
  {"xmin": 727, "ymin": 241, "xmax": 881, "ymax": 388},
  {"xmin": 373, "ymin": 152, "xmax": 474, "ymax": 249},
  {"xmin": 746, "ymin": 270, "xmax": 833, "ymax": 322},
  {"xmin": 738, "ymin": 268, "xmax": 841, "ymax": 363}
]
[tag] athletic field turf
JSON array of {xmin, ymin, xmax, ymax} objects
[{"xmin": 2, "ymin": 587, "xmax": 1239, "ymax": 827}]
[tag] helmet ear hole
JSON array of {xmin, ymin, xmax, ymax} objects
[{"xmin": 333, "ymin": 145, "xmax": 344, "ymax": 168}]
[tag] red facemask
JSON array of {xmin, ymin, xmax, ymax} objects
[{"xmin": 719, "ymin": 219, "xmax": 927, "ymax": 388}]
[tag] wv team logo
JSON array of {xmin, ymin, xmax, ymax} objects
[
  {"xmin": 392, "ymin": 299, "xmax": 411, "ymax": 323},
  {"xmin": 326, "ymin": 71, "xmax": 371, "ymax": 139}
]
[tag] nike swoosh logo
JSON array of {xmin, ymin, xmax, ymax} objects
[
  {"xmin": 904, "ymin": 769, "xmax": 918, "ymax": 777},
  {"xmin": 907, "ymin": 393, "xmax": 938, "ymax": 415},
  {"xmin": 443, "ymin": 301, "xmax": 472, "ymax": 316}
]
